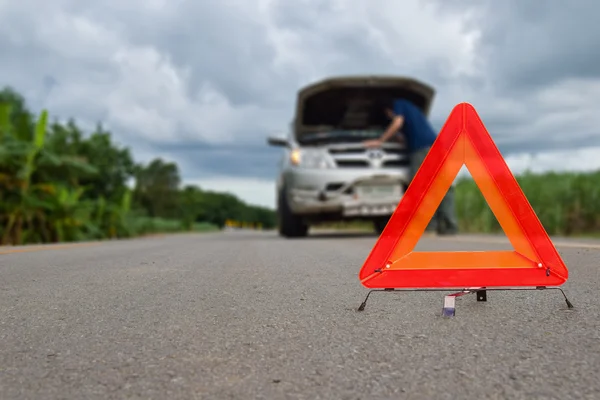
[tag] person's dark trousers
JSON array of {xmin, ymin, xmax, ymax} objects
[{"xmin": 408, "ymin": 146, "xmax": 459, "ymax": 234}]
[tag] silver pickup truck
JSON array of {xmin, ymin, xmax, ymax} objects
[{"xmin": 267, "ymin": 75, "xmax": 435, "ymax": 238}]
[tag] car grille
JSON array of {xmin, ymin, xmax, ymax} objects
[
  {"xmin": 382, "ymin": 159, "xmax": 409, "ymax": 167},
  {"xmin": 328, "ymin": 146, "xmax": 409, "ymax": 168},
  {"xmin": 335, "ymin": 160, "xmax": 370, "ymax": 168}
]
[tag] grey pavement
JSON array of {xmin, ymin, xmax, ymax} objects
[{"xmin": 1, "ymin": 231, "xmax": 599, "ymax": 400}]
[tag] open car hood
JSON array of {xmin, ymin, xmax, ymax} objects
[{"xmin": 293, "ymin": 75, "xmax": 435, "ymax": 141}]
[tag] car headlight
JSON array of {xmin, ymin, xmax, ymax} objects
[{"xmin": 289, "ymin": 148, "xmax": 332, "ymax": 169}]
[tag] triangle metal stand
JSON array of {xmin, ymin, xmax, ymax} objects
[{"xmin": 356, "ymin": 286, "xmax": 574, "ymax": 317}]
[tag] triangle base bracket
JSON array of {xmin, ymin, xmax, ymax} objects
[{"xmin": 356, "ymin": 286, "xmax": 574, "ymax": 317}]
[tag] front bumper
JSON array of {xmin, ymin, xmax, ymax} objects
[{"xmin": 284, "ymin": 167, "xmax": 410, "ymax": 217}]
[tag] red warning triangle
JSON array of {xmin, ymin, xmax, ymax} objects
[{"xmin": 359, "ymin": 103, "xmax": 569, "ymax": 289}]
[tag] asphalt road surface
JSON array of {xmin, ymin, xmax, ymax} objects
[{"xmin": 1, "ymin": 230, "xmax": 599, "ymax": 400}]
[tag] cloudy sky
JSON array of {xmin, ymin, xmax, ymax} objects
[{"xmin": 1, "ymin": 0, "xmax": 599, "ymax": 208}]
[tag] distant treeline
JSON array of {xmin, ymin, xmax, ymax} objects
[
  {"xmin": 1, "ymin": 86, "xmax": 595, "ymax": 246},
  {"xmin": 0, "ymin": 87, "xmax": 276, "ymax": 246}
]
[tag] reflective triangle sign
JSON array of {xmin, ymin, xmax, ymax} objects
[{"xmin": 359, "ymin": 103, "xmax": 569, "ymax": 289}]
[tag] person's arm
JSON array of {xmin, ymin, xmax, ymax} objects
[
  {"xmin": 378, "ymin": 115, "xmax": 404, "ymax": 142},
  {"xmin": 363, "ymin": 115, "xmax": 404, "ymax": 147}
]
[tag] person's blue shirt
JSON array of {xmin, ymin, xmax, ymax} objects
[{"xmin": 392, "ymin": 99, "xmax": 437, "ymax": 152}]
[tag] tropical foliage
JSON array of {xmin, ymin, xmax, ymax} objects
[{"xmin": 0, "ymin": 87, "xmax": 276, "ymax": 246}]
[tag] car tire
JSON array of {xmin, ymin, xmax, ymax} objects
[
  {"xmin": 277, "ymin": 186, "xmax": 308, "ymax": 238},
  {"xmin": 373, "ymin": 217, "xmax": 389, "ymax": 236}
]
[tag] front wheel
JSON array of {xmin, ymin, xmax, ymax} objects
[{"xmin": 277, "ymin": 187, "xmax": 308, "ymax": 238}]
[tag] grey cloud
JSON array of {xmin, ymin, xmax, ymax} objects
[
  {"xmin": 154, "ymin": 141, "xmax": 281, "ymax": 180},
  {"xmin": 438, "ymin": 0, "xmax": 600, "ymax": 93},
  {"xmin": 1, "ymin": 0, "xmax": 600, "ymax": 201},
  {"xmin": 117, "ymin": 2, "xmax": 295, "ymax": 108}
]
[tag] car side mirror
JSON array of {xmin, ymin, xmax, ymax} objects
[{"xmin": 267, "ymin": 136, "xmax": 290, "ymax": 147}]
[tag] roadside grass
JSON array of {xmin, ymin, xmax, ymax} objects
[
  {"xmin": 455, "ymin": 170, "xmax": 600, "ymax": 237},
  {"xmin": 313, "ymin": 169, "xmax": 600, "ymax": 238},
  {"xmin": 127, "ymin": 216, "xmax": 219, "ymax": 236}
]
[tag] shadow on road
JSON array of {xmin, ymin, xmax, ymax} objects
[
  {"xmin": 220, "ymin": 229, "xmax": 378, "ymax": 241},
  {"xmin": 303, "ymin": 231, "xmax": 378, "ymax": 240}
]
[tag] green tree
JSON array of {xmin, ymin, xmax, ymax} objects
[
  {"xmin": 0, "ymin": 85, "xmax": 277, "ymax": 245},
  {"xmin": 133, "ymin": 158, "xmax": 181, "ymax": 219}
]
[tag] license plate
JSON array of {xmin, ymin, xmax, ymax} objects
[{"xmin": 355, "ymin": 185, "xmax": 398, "ymax": 199}]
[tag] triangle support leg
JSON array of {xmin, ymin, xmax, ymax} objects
[{"xmin": 356, "ymin": 286, "xmax": 574, "ymax": 315}]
